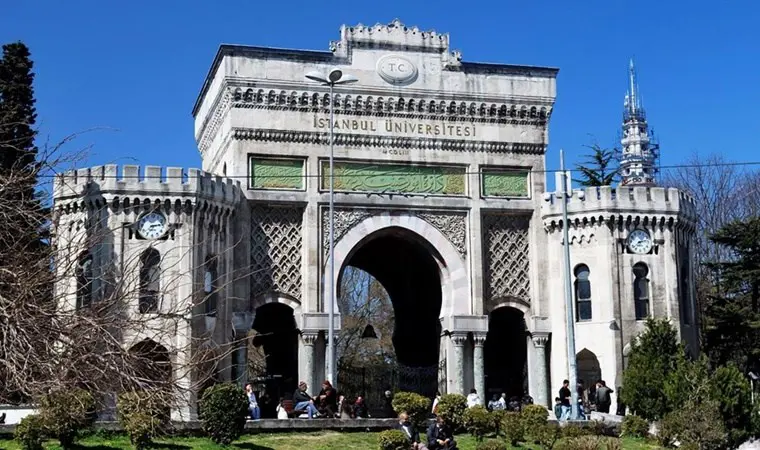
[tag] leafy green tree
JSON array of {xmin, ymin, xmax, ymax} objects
[
  {"xmin": 704, "ymin": 217, "xmax": 760, "ymax": 373},
  {"xmin": 709, "ymin": 364, "xmax": 753, "ymax": 445},
  {"xmin": 663, "ymin": 352, "xmax": 711, "ymax": 411},
  {"xmin": 573, "ymin": 144, "xmax": 619, "ymax": 187},
  {"xmin": 620, "ymin": 318, "xmax": 680, "ymax": 421}
]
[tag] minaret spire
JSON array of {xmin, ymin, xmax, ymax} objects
[{"xmin": 619, "ymin": 58, "xmax": 658, "ymax": 186}]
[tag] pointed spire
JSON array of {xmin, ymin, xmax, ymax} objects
[
  {"xmin": 627, "ymin": 58, "xmax": 642, "ymax": 114},
  {"xmin": 619, "ymin": 57, "xmax": 658, "ymax": 186}
]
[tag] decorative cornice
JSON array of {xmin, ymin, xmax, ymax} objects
[
  {"xmin": 543, "ymin": 214, "xmax": 695, "ymax": 234},
  {"xmin": 233, "ymin": 128, "xmax": 545, "ymax": 154},
  {"xmin": 197, "ymin": 88, "xmax": 233, "ymax": 156},
  {"xmin": 230, "ymin": 88, "xmax": 552, "ymax": 124}
]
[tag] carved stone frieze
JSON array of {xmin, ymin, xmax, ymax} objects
[
  {"xmin": 233, "ymin": 128, "xmax": 545, "ymax": 154},
  {"xmin": 320, "ymin": 208, "xmax": 468, "ymax": 259}
]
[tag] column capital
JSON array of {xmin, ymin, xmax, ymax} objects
[
  {"xmin": 531, "ymin": 332, "xmax": 550, "ymax": 348},
  {"xmin": 301, "ymin": 332, "xmax": 319, "ymax": 345},
  {"xmin": 473, "ymin": 333, "xmax": 487, "ymax": 347},
  {"xmin": 451, "ymin": 332, "xmax": 468, "ymax": 346}
]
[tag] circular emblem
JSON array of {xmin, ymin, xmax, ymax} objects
[{"xmin": 376, "ymin": 54, "xmax": 418, "ymax": 86}]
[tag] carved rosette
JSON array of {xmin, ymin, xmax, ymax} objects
[{"xmin": 320, "ymin": 208, "xmax": 467, "ymax": 260}]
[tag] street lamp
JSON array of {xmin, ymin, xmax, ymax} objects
[
  {"xmin": 305, "ymin": 68, "xmax": 358, "ymax": 389},
  {"xmin": 558, "ymin": 149, "xmax": 580, "ymax": 420}
]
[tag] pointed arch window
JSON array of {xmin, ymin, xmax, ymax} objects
[
  {"xmin": 204, "ymin": 255, "xmax": 218, "ymax": 316},
  {"xmin": 574, "ymin": 264, "xmax": 592, "ymax": 321},
  {"xmin": 76, "ymin": 253, "xmax": 93, "ymax": 309},
  {"xmin": 633, "ymin": 263, "xmax": 650, "ymax": 320},
  {"xmin": 139, "ymin": 249, "xmax": 161, "ymax": 313}
]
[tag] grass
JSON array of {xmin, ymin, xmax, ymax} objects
[{"xmin": 1, "ymin": 432, "xmax": 663, "ymax": 450}]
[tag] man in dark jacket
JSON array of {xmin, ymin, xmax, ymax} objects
[
  {"xmin": 316, "ymin": 380, "xmax": 338, "ymax": 417},
  {"xmin": 292, "ymin": 381, "xmax": 319, "ymax": 418},
  {"xmin": 594, "ymin": 380, "xmax": 614, "ymax": 414},
  {"xmin": 393, "ymin": 412, "xmax": 428, "ymax": 449},
  {"xmin": 426, "ymin": 415, "xmax": 457, "ymax": 449}
]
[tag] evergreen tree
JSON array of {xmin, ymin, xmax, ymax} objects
[
  {"xmin": 620, "ymin": 318, "xmax": 680, "ymax": 421},
  {"xmin": 0, "ymin": 41, "xmax": 37, "ymax": 176},
  {"xmin": 704, "ymin": 217, "xmax": 760, "ymax": 373},
  {"xmin": 573, "ymin": 144, "xmax": 619, "ymax": 187}
]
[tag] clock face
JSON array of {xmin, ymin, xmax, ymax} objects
[
  {"xmin": 627, "ymin": 229, "xmax": 653, "ymax": 254},
  {"xmin": 137, "ymin": 212, "xmax": 167, "ymax": 240}
]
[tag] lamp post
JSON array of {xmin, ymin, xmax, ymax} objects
[
  {"xmin": 305, "ymin": 68, "xmax": 358, "ymax": 389},
  {"xmin": 559, "ymin": 149, "xmax": 580, "ymax": 420}
]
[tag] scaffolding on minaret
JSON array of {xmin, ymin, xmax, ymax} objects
[{"xmin": 619, "ymin": 58, "xmax": 659, "ymax": 186}]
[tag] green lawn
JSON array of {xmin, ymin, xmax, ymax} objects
[{"xmin": 1, "ymin": 432, "xmax": 663, "ymax": 450}]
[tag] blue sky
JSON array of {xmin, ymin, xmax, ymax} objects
[{"xmin": 2, "ymin": 0, "xmax": 759, "ymax": 179}]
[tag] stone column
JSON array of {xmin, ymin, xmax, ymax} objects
[
  {"xmin": 473, "ymin": 333, "xmax": 486, "ymax": 405},
  {"xmin": 451, "ymin": 333, "xmax": 467, "ymax": 395},
  {"xmin": 531, "ymin": 333, "xmax": 550, "ymax": 407},
  {"xmin": 302, "ymin": 332, "xmax": 318, "ymax": 390}
]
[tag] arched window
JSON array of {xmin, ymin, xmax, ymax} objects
[
  {"xmin": 574, "ymin": 264, "xmax": 592, "ymax": 321},
  {"xmin": 76, "ymin": 253, "xmax": 93, "ymax": 309},
  {"xmin": 633, "ymin": 263, "xmax": 650, "ymax": 320},
  {"xmin": 204, "ymin": 255, "xmax": 218, "ymax": 316},
  {"xmin": 139, "ymin": 249, "xmax": 161, "ymax": 313}
]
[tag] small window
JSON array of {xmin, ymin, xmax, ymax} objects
[
  {"xmin": 139, "ymin": 249, "xmax": 161, "ymax": 313},
  {"xmin": 633, "ymin": 263, "xmax": 650, "ymax": 320},
  {"xmin": 76, "ymin": 253, "xmax": 93, "ymax": 309},
  {"xmin": 574, "ymin": 264, "xmax": 592, "ymax": 321},
  {"xmin": 204, "ymin": 255, "xmax": 218, "ymax": 316}
]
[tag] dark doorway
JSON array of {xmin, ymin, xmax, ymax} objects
[
  {"xmin": 251, "ymin": 303, "xmax": 299, "ymax": 402},
  {"xmin": 338, "ymin": 227, "xmax": 443, "ymax": 401},
  {"xmin": 484, "ymin": 307, "xmax": 527, "ymax": 399}
]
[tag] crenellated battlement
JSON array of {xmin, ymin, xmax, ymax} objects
[
  {"xmin": 53, "ymin": 164, "xmax": 241, "ymax": 206},
  {"xmin": 332, "ymin": 19, "xmax": 452, "ymax": 53},
  {"xmin": 541, "ymin": 185, "xmax": 697, "ymax": 225}
]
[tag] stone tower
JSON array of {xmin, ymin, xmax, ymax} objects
[{"xmin": 620, "ymin": 59, "xmax": 659, "ymax": 186}]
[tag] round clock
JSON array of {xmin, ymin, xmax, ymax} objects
[
  {"xmin": 137, "ymin": 211, "xmax": 168, "ymax": 240},
  {"xmin": 627, "ymin": 229, "xmax": 653, "ymax": 254}
]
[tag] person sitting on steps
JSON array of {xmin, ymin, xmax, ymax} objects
[
  {"xmin": 316, "ymin": 379, "xmax": 338, "ymax": 417},
  {"xmin": 293, "ymin": 381, "xmax": 320, "ymax": 418},
  {"xmin": 393, "ymin": 412, "xmax": 428, "ymax": 450}
]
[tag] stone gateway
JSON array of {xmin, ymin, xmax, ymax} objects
[{"xmin": 53, "ymin": 20, "xmax": 698, "ymax": 419}]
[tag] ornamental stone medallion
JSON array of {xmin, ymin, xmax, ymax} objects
[{"xmin": 376, "ymin": 54, "xmax": 418, "ymax": 85}]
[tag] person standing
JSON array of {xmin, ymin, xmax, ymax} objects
[
  {"xmin": 466, "ymin": 388, "xmax": 481, "ymax": 408},
  {"xmin": 594, "ymin": 380, "xmax": 613, "ymax": 414},
  {"xmin": 558, "ymin": 379, "xmax": 571, "ymax": 420}
]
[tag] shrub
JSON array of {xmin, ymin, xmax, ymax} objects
[
  {"xmin": 536, "ymin": 422, "xmax": 561, "ymax": 450},
  {"xmin": 436, "ymin": 393, "xmax": 467, "ymax": 432},
  {"xmin": 500, "ymin": 411, "xmax": 524, "ymax": 446},
  {"xmin": 709, "ymin": 363, "xmax": 753, "ymax": 443},
  {"xmin": 605, "ymin": 439, "xmax": 622, "ymax": 450},
  {"xmin": 490, "ymin": 409, "xmax": 506, "ymax": 436},
  {"xmin": 562, "ymin": 423, "xmax": 591, "ymax": 439},
  {"xmin": 557, "ymin": 435, "xmax": 603, "ymax": 450},
  {"xmin": 621, "ymin": 318, "xmax": 680, "ymax": 421},
  {"xmin": 391, "ymin": 391, "xmax": 431, "ymax": 430},
  {"xmin": 464, "ymin": 405, "xmax": 494, "ymax": 441},
  {"xmin": 15, "ymin": 414, "xmax": 45, "ymax": 450},
  {"xmin": 117, "ymin": 391, "xmax": 168, "ymax": 450},
  {"xmin": 659, "ymin": 400, "xmax": 726, "ymax": 450},
  {"xmin": 39, "ymin": 388, "xmax": 95, "ymax": 448},
  {"xmin": 199, "ymin": 383, "xmax": 249, "ymax": 445},
  {"xmin": 475, "ymin": 440, "xmax": 508, "ymax": 450},
  {"xmin": 522, "ymin": 404, "xmax": 549, "ymax": 441},
  {"xmin": 620, "ymin": 414, "xmax": 649, "ymax": 438},
  {"xmin": 377, "ymin": 429, "xmax": 408, "ymax": 450}
]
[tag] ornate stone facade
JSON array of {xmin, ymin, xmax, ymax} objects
[{"xmin": 52, "ymin": 20, "xmax": 697, "ymax": 420}]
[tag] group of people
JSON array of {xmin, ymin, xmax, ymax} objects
[
  {"xmin": 393, "ymin": 412, "xmax": 458, "ymax": 450},
  {"xmin": 555, "ymin": 379, "xmax": 618, "ymax": 420},
  {"xmin": 246, "ymin": 380, "xmax": 370, "ymax": 420}
]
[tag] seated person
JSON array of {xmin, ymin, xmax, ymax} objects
[
  {"xmin": 426, "ymin": 415, "xmax": 457, "ymax": 450},
  {"xmin": 316, "ymin": 380, "xmax": 338, "ymax": 417},
  {"xmin": 393, "ymin": 412, "xmax": 427, "ymax": 450},
  {"xmin": 292, "ymin": 381, "xmax": 319, "ymax": 419},
  {"xmin": 354, "ymin": 395, "xmax": 368, "ymax": 418}
]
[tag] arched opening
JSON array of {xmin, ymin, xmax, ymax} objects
[
  {"xmin": 76, "ymin": 252, "xmax": 93, "ymax": 309},
  {"xmin": 633, "ymin": 263, "xmax": 650, "ymax": 320},
  {"xmin": 337, "ymin": 226, "xmax": 443, "ymax": 403},
  {"xmin": 576, "ymin": 348, "xmax": 601, "ymax": 404},
  {"xmin": 129, "ymin": 339, "xmax": 172, "ymax": 420},
  {"xmin": 484, "ymin": 306, "xmax": 527, "ymax": 400},
  {"xmin": 203, "ymin": 255, "xmax": 218, "ymax": 316},
  {"xmin": 574, "ymin": 264, "xmax": 592, "ymax": 322},
  {"xmin": 250, "ymin": 302, "xmax": 299, "ymax": 404}
]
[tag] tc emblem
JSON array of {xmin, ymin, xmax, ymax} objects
[{"xmin": 376, "ymin": 54, "xmax": 418, "ymax": 86}]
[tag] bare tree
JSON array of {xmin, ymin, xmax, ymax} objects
[
  {"xmin": 662, "ymin": 152, "xmax": 760, "ymax": 341},
  {"xmin": 0, "ymin": 137, "xmax": 244, "ymax": 415}
]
